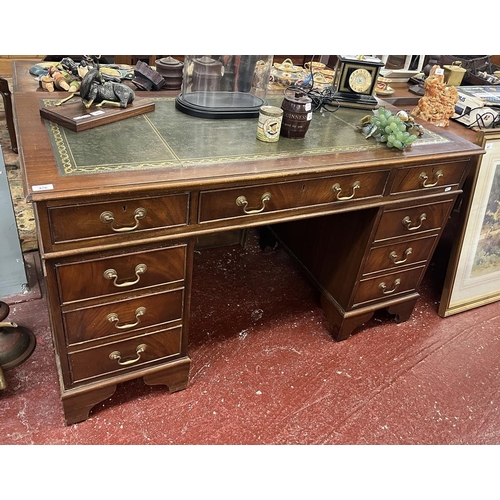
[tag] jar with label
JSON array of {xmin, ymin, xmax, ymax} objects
[
  {"xmin": 256, "ymin": 105, "xmax": 283, "ymax": 143},
  {"xmin": 280, "ymin": 91, "xmax": 313, "ymax": 139}
]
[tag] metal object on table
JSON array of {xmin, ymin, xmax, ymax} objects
[{"xmin": 0, "ymin": 301, "xmax": 36, "ymax": 390}]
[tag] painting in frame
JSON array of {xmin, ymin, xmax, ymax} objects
[{"xmin": 439, "ymin": 129, "xmax": 500, "ymax": 317}]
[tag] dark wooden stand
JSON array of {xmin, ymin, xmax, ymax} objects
[
  {"xmin": 0, "ymin": 77, "xmax": 18, "ymax": 152},
  {"xmin": 39, "ymin": 97, "xmax": 155, "ymax": 132}
]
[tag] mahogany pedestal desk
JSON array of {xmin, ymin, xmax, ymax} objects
[{"xmin": 13, "ymin": 85, "xmax": 483, "ymax": 424}]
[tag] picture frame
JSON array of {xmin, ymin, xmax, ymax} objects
[
  {"xmin": 439, "ymin": 129, "xmax": 500, "ymax": 317},
  {"xmin": 377, "ymin": 55, "xmax": 425, "ymax": 82}
]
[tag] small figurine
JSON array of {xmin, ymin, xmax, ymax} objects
[
  {"xmin": 38, "ymin": 65, "xmax": 80, "ymax": 92},
  {"xmin": 56, "ymin": 67, "xmax": 135, "ymax": 108},
  {"xmin": 79, "ymin": 68, "xmax": 135, "ymax": 108},
  {"xmin": 411, "ymin": 65, "xmax": 458, "ymax": 127}
]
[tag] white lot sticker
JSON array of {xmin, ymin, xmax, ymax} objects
[
  {"xmin": 90, "ymin": 110, "xmax": 105, "ymax": 116},
  {"xmin": 73, "ymin": 114, "xmax": 91, "ymax": 120},
  {"xmin": 32, "ymin": 184, "xmax": 54, "ymax": 191}
]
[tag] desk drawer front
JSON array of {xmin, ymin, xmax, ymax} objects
[
  {"xmin": 391, "ymin": 161, "xmax": 468, "ymax": 194},
  {"xmin": 363, "ymin": 234, "xmax": 438, "ymax": 275},
  {"xmin": 198, "ymin": 171, "xmax": 389, "ymax": 223},
  {"xmin": 353, "ymin": 266, "xmax": 426, "ymax": 308},
  {"xmin": 48, "ymin": 194, "xmax": 189, "ymax": 244},
  {"xmin": 56, "ymin": 245, "xmax": 186, "ymax": 304},
  {"xmin": 68, "ymin": 326, "xmax": 183, "ymax": 383},
  {"xmin": 374, "ymin": 198, "xmax": 454, "ymax": 242},
  {"xmin": 63, "ymin": 288, "xmax": 184, "ymax": 346}
]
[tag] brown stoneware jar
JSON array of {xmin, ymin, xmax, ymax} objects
[
  {"xmin": 155, "ymin": 56, "xmax": 184, "ymax": 90},
  {"xmin": 280, "ymin": 91, "xmax": 313, "ymax": 139}
]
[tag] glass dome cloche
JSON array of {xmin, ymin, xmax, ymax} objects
[{"xmin": 175, "ymin": 55, "xmax": 273, "ymax": 118}]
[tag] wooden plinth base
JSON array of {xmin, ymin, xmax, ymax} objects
[{"xmin": 39, "ymin": 97, "xmax": 155, "ymax": 132}]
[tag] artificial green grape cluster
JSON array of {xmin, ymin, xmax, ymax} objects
[{"xmin": 370, "ymin": 107, "xmax": 418, "ymax": 150}]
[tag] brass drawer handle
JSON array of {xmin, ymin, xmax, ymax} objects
[
  {"xmin": 419, "ymin": 170, "xmax": 443, "ymax": 188},
  {"xmin": 103, "ymin": 264, "xmax": 148, "ymax": 288},
  {"xmin": 106, "ymin": 306, "xmax": 146, "ymax": 330},
  {"xmin": 402, "ymin": 213, "xmax": 426, "ymax": 231},
  {"xmin": 332, "ymin": 180, "xmax": 361, "ymax": 201},
  {"xmin": 100, "ymin": 207, "xmax": 147, "ymax": 232},
  {"xmin": 389, "ymin": 247, "xmax": 412, "ymax": 265},
  {"xmin": 236, "ymin": 192, "xmax": 271, "ymax": 215},
  {"xmin": 378, "ymin": 278, "xmax": 401, "ymax": 295},
  {"xmin": 109, "ymin": 343, "xmax": 147, "ymax": 366}
]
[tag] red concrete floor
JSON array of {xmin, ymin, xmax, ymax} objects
[{"xmin": 1, "ymin": 227, "xmax": 500, "ymax": 447}]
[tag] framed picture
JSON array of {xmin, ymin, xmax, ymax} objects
[
  {"xmin": 377, "ymin": 55, "xmax": 425, "ymax": 82},
  {"xmin": 439, "ymin": 129, "xmax": 500, "ymax": 316}
]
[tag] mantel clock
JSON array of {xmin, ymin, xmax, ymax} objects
[{"xmin": 333, "ymin": 55, "xmax": 385, "ymax": 109}]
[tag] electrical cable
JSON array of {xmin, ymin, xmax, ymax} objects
[
  {"xmin": 284, "ymin": 55, "xmax": 340, "ymax": 113},
  {"xmin": 456, "ymin": 105, "xmax": 500, "ymax": 129}
]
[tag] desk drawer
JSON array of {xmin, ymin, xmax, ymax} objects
[
  {"xmin": 68, "ymin": 325, "xmax": 182, "ymax": 383},
  {"xmin": 374, "ymin": 198, "xmax": 454, "ymax": 243},
  {"xmin": 63, "ymin": 288, "xmax": 184, "ymax": 346},
  {"xmin": 198, "ymin": 170, "xmax": 389, "ymax": 223},
  {"xmin": 47, "ymin": 193, "xmax": 189, "ymax": 245},
  {"xmin": 56, "ymin": 245, "xmax": 187, "ymax": 304},
  {"xmin": 391, "ymin": 161, "xmax": 468, "ymax": 194},
  {"xmin": 353, "ymin": 266, "xmax": 426, "ymax": 308},
  {"xmin": 363, "ymin": 234, "xmax": 438, "ymax": 275}
]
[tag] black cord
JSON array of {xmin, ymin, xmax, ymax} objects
[
  {"xmin": 284, "ymin": 85, "xmax": 341, "ymax": 113},
  {"xmin": 283, "ymin": 55, "xmax": 340, "ymax": 113},
  {"xmin": 457, "ymin": 105, "xmax": 500, "ymax": 129},
  {"xmin": 307, "ymin": 86, "xmax": 341, "ymax": 113}
]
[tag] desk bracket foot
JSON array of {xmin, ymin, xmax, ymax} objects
[
  {"xmin": 320, "ymin": 296, "xmax": 374, "ymax": 341},
  {"xmin": 387, "ymin": 294, "xmax": 419, "ymax": 323},
  {"xmin": 143, "ymin": 356, "xmax": 191, "ymax": 392},
  {"xmin": 321, "ymin": 293, "xmax": 421, "ymax": 342},
  {"xmin": 62, "ymin": 384, "xmax": 117, "ymax": 425},
  {"xmin": 332, "ymin": 311, "xmax": 375, "ymax": 342}
]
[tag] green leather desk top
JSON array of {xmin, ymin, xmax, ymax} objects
[{"xmin": 42, "ymin": 96, "xmax": 447, "ymax": 176}]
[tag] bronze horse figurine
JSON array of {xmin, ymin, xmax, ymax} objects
[
  {"xmin": 56, "ymin": 67, "xmax": 135, "ymax": 108},
  {"xmin": 79, "ymin": 68, "xmax": 135, "ymax": 108}
]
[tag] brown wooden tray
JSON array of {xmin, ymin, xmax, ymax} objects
[{"xmin": 39, "ymin": 97, "xmax": 155, "ymax": 132}]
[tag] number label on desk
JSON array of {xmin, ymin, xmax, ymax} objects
[{"xmin": 33, "ymin": 184, "xmax": 54, "ymax": 191}]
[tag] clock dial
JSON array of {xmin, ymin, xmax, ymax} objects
[
  {"xmin": 348, "ymin": 68, "xmax": 372, "ymax": 93},
  {"xmin": 333, "ymin": 56, "xmax": 384, "ymax": 109}
]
